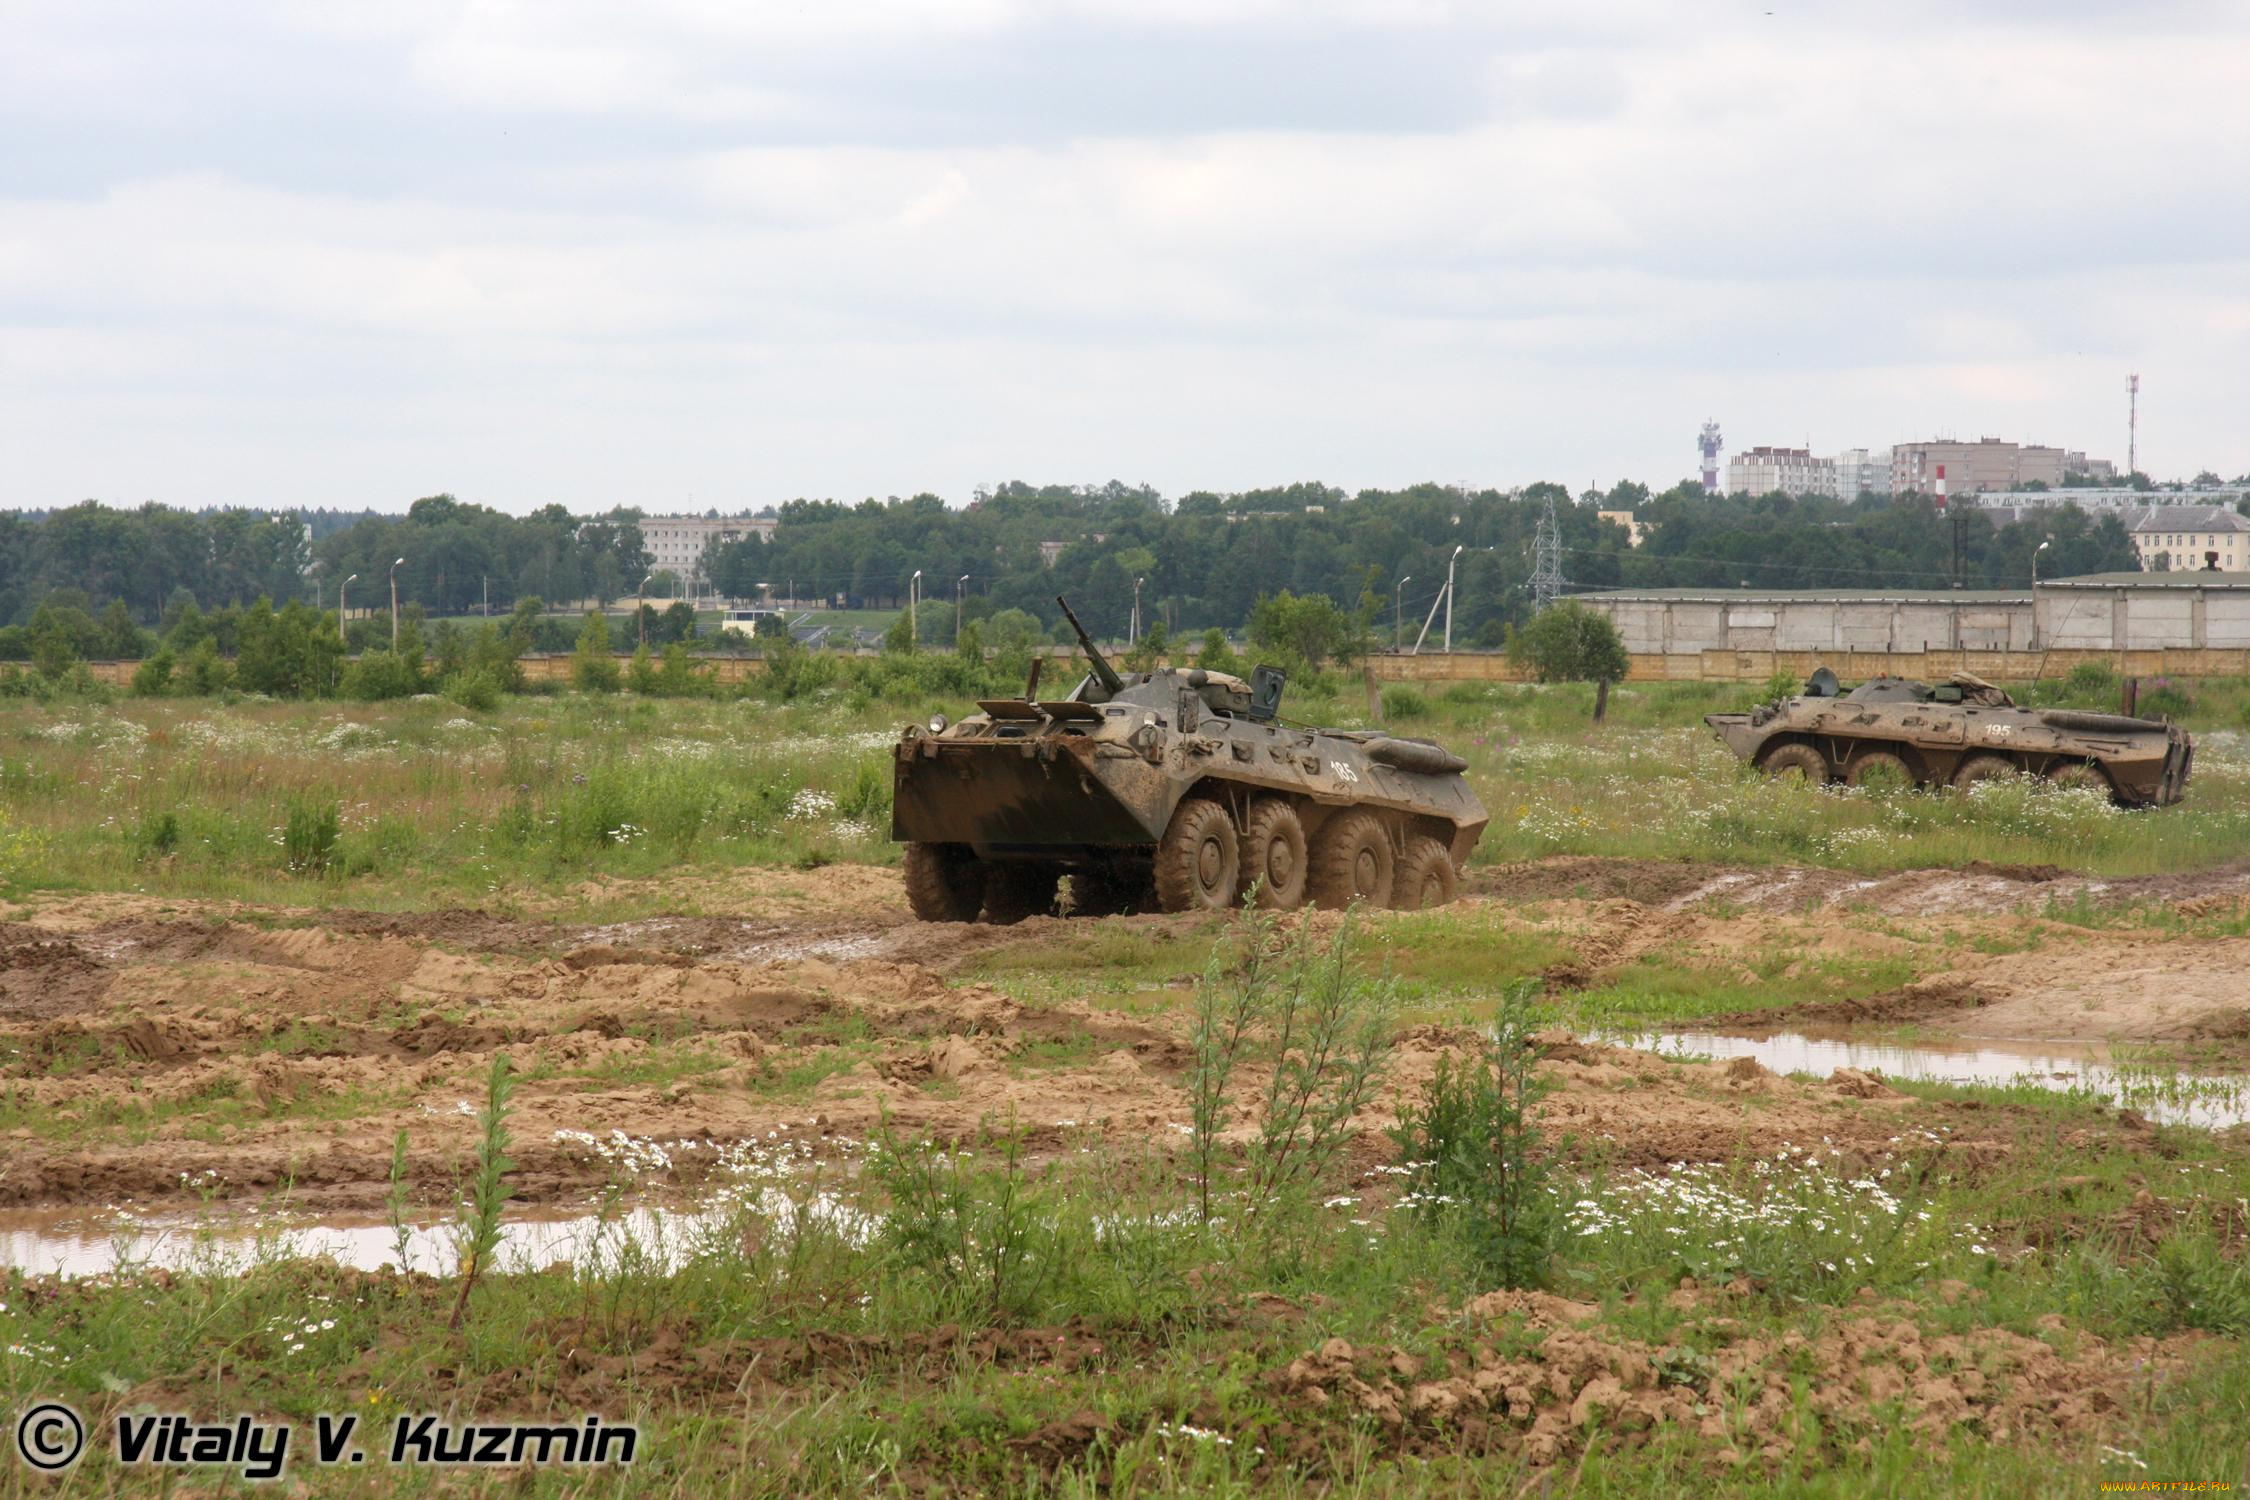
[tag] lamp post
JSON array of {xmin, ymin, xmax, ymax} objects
[
  {"xmin": 1395, "ymin": 575, "xmax": 1410, "ymax": 651},
  {"xmin": 638, "ymin": 571, "xmax": 655, "ymax": 646},
  {"xmin": 340, "ymin": 573, "xmax": 358, "ymax": 643},
  {"xmin": 2033, "ymin": 539, "xmax": 2052, "ymax": 587},
  {"xmin": 1443, "ymin": 545, "xmax": 1464, "ymax": 653},
  {"xmin": 910, "ymin": 570, "xmax": 922, "ymax": 650},
  {"xmin": 388, "ymin": 557, "xmax": 405, "ymax": 650},
  {"xmin": 1132, "ymin": 576, "xmax": 1144, "ymax": 646},
  {"xmin": 956, "ymin": 574, "xmax": 969, "ymax": 640}
]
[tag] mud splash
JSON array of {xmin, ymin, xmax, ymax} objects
[{"xmin": 1614, "ymin": 1029, "xmax": 2250, "ymax": 1129}]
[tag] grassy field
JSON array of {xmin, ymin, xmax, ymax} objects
[
  {"xmin": 0, "ymin": 681, "xmax": 2247, "ymax": 1494},
  {"xmin": 0, "ymin": 675, "xmax": 2245, "ymax": 912}
]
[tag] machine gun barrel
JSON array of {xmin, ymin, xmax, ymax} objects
[{"xmin": 1055, "ymin": 595, "xmax": 1125, "ymax": 696}]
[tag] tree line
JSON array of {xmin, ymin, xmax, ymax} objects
[{"xmin": 0, "ymin": 479, "xmax": 2152, "ymax": 653}]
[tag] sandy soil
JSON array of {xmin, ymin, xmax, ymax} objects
[{"xmin": 0, "ymin": 856, "xmax": 2236, "ymax": 1216}]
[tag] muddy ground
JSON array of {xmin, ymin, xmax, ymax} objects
[{"xmin": 1, "ymin": 855, "xmax": 2244, "ymax": 1217}]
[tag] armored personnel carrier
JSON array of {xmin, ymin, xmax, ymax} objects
[
  {"xmin": 1705, "ymin": 668, "xmax": 2192, "ymax": 807},
  {"xmin": 892, "ymin": 599, "xmax": 1488, "ymax": 922}
]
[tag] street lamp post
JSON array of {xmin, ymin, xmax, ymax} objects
[
  {"xmin": 1395, "ymin": 575, "xmax": 1410, "ymax": 651},
  {"xmin": 956, "ymin": 575, "xmax": 969, "ymax": 640},
  {"xmin": 1443, "ymin": 545, "xmax": 1465, "ymax": 653},
  {"xmin": 1132, "ymin": 576, "xmax": 1144, "ymax": 646},
  {"xmin": 638, "ymin": 571, "xmax": 655, "ymax": 646},
  {"xmin": 910, "ymin": 570, "xmax": 922, "ymax": 650},
  {"xmin": 2033, "ymin": 539, "xmax": 2052, "ymax": 587},
  {"xmin": 340, "ymin": 573, "xmax": 358, "ymax": 643},
  {"xmin": 388, "ymin": 558, "xmax": 406, "ymax": 650}
]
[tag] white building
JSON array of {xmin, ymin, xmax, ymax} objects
[
  {"xmin": 1831, "ymin": 448, "xmax": 1894, "ymax": 498},
  {"xmin": 1726, "ymin": 446, "xmax": 1836, "ymax": 498},
  {"xmin": 2124, "ymin": 505, "xmax": 2250, "ymax": 573},
  {"xmin": 636, "ymin": 514, "xmax": 779, "ymax": 591}
]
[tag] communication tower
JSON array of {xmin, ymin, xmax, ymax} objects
[
  {"xmin": 1698, "ymin": 421, "xmax": 1723, "ymax": 493},
  {"xmin": 1529, "ymin": 491, "xmax": 1565, "ymax": 613},
  {"xmin": 2127, "ymin": 373, "xmax": 2140, "ymax": 480}
]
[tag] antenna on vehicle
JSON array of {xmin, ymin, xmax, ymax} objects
[{"xmin": 1023, "ymin": 656, "xmax": 1042, "ymax": 701}]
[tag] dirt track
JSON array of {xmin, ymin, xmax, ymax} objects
[{"xmin": 0, "ymin": 856, "xmax": 2241, "ymax": 1216}]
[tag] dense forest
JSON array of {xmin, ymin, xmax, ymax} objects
[{"xmin": 0, "ymin": 480, "xmax": 2156, "ymax": 651}]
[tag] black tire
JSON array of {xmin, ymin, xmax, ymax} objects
[
  {"xmin": 1154, "ymin": 799, "xmax": 1240, "ymax": 914},
  {"xmin": 1067, "ymin": 861, "xmax": 1152, "ymax": 917},
  {"xmin": 1394, "ymin": 836, "xmax": 1460, "ymax": 910},
  {"xmin": 1759, "ymin": 743, "xmax": 1830, "ymax": 784},
  {"xmin": 1308, "ymin": 809, "xmax": 1395, "ymax": 910},
  {"xmin": 2046, "ymin": 761, "xmax": 2110, "ymax": 795},
  {"xmin": 982, "ymin": 863, "xmax": 1060, "ymax": 925},
  {"xmin": 1846, "ymin": 749, "xmax": 1914, "ymax": 791},
  {"xmin": 1952, "ymin": 754, "xmax": 2020, "ymax": 791},
  {"xmin": 1239, "ymin": 799, "xmax": 1309, "ymax": 910},
  {"xmin": 902, "ymin": 842, "xmax": 984, "ymax": 923}
]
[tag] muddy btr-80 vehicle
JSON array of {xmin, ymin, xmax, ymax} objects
[
  {"xmin": 1705, "ymin": 668, "xmax": 2193, "ymax": 806},
  {"xmin": 892, "ymin": 599, "xmax": 1488, "ymax": 922}
]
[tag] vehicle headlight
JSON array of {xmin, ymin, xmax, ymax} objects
[{"xmin": 927, "ymin": 712, "xmax": 950, "ymax": 734}]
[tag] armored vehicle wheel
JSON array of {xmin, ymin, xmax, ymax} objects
[
  {"xmin": 1155, "ymin": 799, "xmax": 1241, "ymax": 913},
  {"xmin": 1846, "ymin": 749, "xmax": 1914, "ymax": 791},
  {"xmin": 2047, "ymin": 762, "xmax": 2109, "ymax": 795},
  {"xmin": 1759, "ymin": 743, "xmax": 1830, "ymax": 784},
  {"xmin": 1239, "ymin": 799, "xmax": 1309, "ymax": 910},
  {"xmin": 983, "ymin": 863, "xmax": 1060, "ymax": 925},
  {"xmin": 903, "ymin": 842, "xmax": 986, "ymax": 922},
  {"xmin": 1309, "ymin": 809, "xmax": 1395, "ymax": 910},
  {"xmin": 1394, "ymin": 836, "xmax": 1460, "ymax": 909},
  {"xmin": 1952, "ymin": 754, "xmax": 2019, "ymax": 790},
  {"xmin": 1068, "ymin": 862, "xmax": 1151, "ymax": 917}
]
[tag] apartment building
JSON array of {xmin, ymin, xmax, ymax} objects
[
  {"xmin": 1726, "ymin": 446, "xmax": 1837, "ymax": 498},
  {"xmin": 637, "ymin": 514, "xmax": 779, "ymax": 590},
  {"xmin": 2125, "ymin": 506, "xmax": 2250, "ymax": 573}
]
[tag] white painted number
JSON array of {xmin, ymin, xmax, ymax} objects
[{"xmin": 1330, "ymin": 761, "xmax": 1359, "ymax": 782}]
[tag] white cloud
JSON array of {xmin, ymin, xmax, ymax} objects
[{"xmin": 0, "ymin": 1, "xmax": 2245, "ymax": 509}]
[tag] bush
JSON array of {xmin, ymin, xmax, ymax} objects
[
  {"xmin": 2137, "ymin": 676, "xmax": 2196, "ymax": 721},
  {"xmin": 179, "ymin": 639, "xmax": 234, "ymax": 696},
  {"xmin": 1506, "ymin": 602, "xmax": 1630, "ymax": 684},
  {"xmin": 131, "ymin": 647, "xmax": 177, "ymax": 698},
  {"xmin": 283, "ymin": 799, "xmax": 341, "ymax": 875},
  {"xmin": 627, "ymin": 643, "xmax": 660, "ymax": 695},
  {"xmin": 1389, "ymin": 978, "xmax": 1556, "ymax": 1288},
  {"xmin": 443, "ymin": 669, "xmax": 502, "ymax": 713},
  {"xmin": 341, "ymin": 649, "xmax": 420, "ymax": 702},
  {"xmin": 133, "ymin": 809, "xmax": 180, "ymax": 862},
  {"xmin": 572, "ymin": 614, "xmax": 621, "ymax": 694},
  {"xmin": 1380, "ymin": 685, "xmax": 1429, "ymax": 720}
]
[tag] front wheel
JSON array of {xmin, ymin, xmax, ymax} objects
[
  {"xmin": 1154, "ymin": 799, "xmax": 1240, "ymax": 913},
  {"xmin": 1952, "ymin": 754, "xmax": 2020, "ymax": 791},
  {"xmin": 902, "ymin": 842, "xmax": 984, "ymax": 922},
  {"xmin": 1394, "ymin": 836, "xmax": 1460, "ymax": 910},
  {"xmin": 1759, "ymin": 743, "xmax": 1830, "ymax": 784},
  {"xmin": 1239, "ymin": 799, "xmax": 1309, "ymax": 910}
]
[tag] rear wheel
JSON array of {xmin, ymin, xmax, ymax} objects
[
  {"xmin": 1309, "ymin": 810, "xmax": 1395, "ymax": 910},
  {"xmin": 1394, "ymin": 836, "xmax": 1460, "ymax": 910},
  {"xmin": 1846, "ymin": 749, "xmax": 1914, "ymax": 792},
  {"xmin": 1952, "ymin": 754, "xmax": 2020, "ymax": 791},
  {"xmin": 982, "ymin": 863, "xmax": 1060, "ymax": 925},
  {"xmin": 1154, "ymin": 799, "xmax": 1240, "ymax": 914},
  {"xmin": 902, "ymin": 842, "xmax": 984, "ymax": 922},
  {"xmin": 1239, "ymin": 799, "xmax": 1309, "ymax": 910},
  {"xmin": 1759, "ymin": 743, "xmax": 1830, "ymax": 784}
]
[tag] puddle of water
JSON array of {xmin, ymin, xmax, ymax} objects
[
  {"xmin": 1609, "ymin": 1029, "xmax": 2250, "ymax": 1129},
  {"xmin": 0, "ymin": 1192, "xmax": 878, "ymax": 1280}
]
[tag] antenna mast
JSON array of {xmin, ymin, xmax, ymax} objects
[
  {"xmin": 1698, "ymin": 420, "xmax": 1723, "ymax": 493},
  {"xmin": 1529, "ymin": 491, "xmax": 1564, "ymax": 613},
  {"xmin": 2127, "ymin": 373, "xmax": 2140, "ymax": 479}
]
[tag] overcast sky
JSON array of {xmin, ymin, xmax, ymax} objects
[{"xmin": 3, "ymin": 1, "xmax": 2245, "ymax": 514}]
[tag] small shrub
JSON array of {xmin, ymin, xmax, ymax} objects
[
  {"xmin": 1381, "ymin": 685, "xmax": 1429, "ymax": 720},
  {"xmin": 448, "ymin": 1053, "xmax": 517, "ymax": 1330},
  {"xmin": 133, "ymin": 808, "xmax": 180, "ymax": 862},
  {"xmin": 2137, "ymin": 677, "xmax": 2196, "ymax": 721},
  {"xmin": 871, "ymin": 1115, "xmax": 1061, "ymax": 1322},
  {"xmin": 283, "ymin": 799, "xmax": 341, "ymax": 875},
  {"xmin": 572, "ymin": 613, "xmax": 621, "ymax": 693},
  {"xmin": 130, "ymin": 647, "xmax": 176, "ymax": 698},
  {"xmin": 1389, "ymin": 977, "xmax": 1556, "ymax": 1288},
  {"xmin": 443, "ymin": 669, "xmax": 501, "ymax": 713}
]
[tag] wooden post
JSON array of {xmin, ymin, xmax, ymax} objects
[
  {"xmin": 1593, "ymin": 678, "xmax": 1610, "ymax": 724},
  {"xmin": 1364, "ymin": 661, "xmax": 1383, "ymax": 723},
  {"xmin": 2124, "ymin": 677, "xmax": 2139, "ymax": 717}
]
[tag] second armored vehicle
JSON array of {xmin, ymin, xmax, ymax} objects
[
  {"xmin": 892, "ymin": 599, "xmax": 1488, "ymax": 922},
  {"xmin": 1705, "ymin": 669, "xmax": 2192, "ymax": 806}
]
